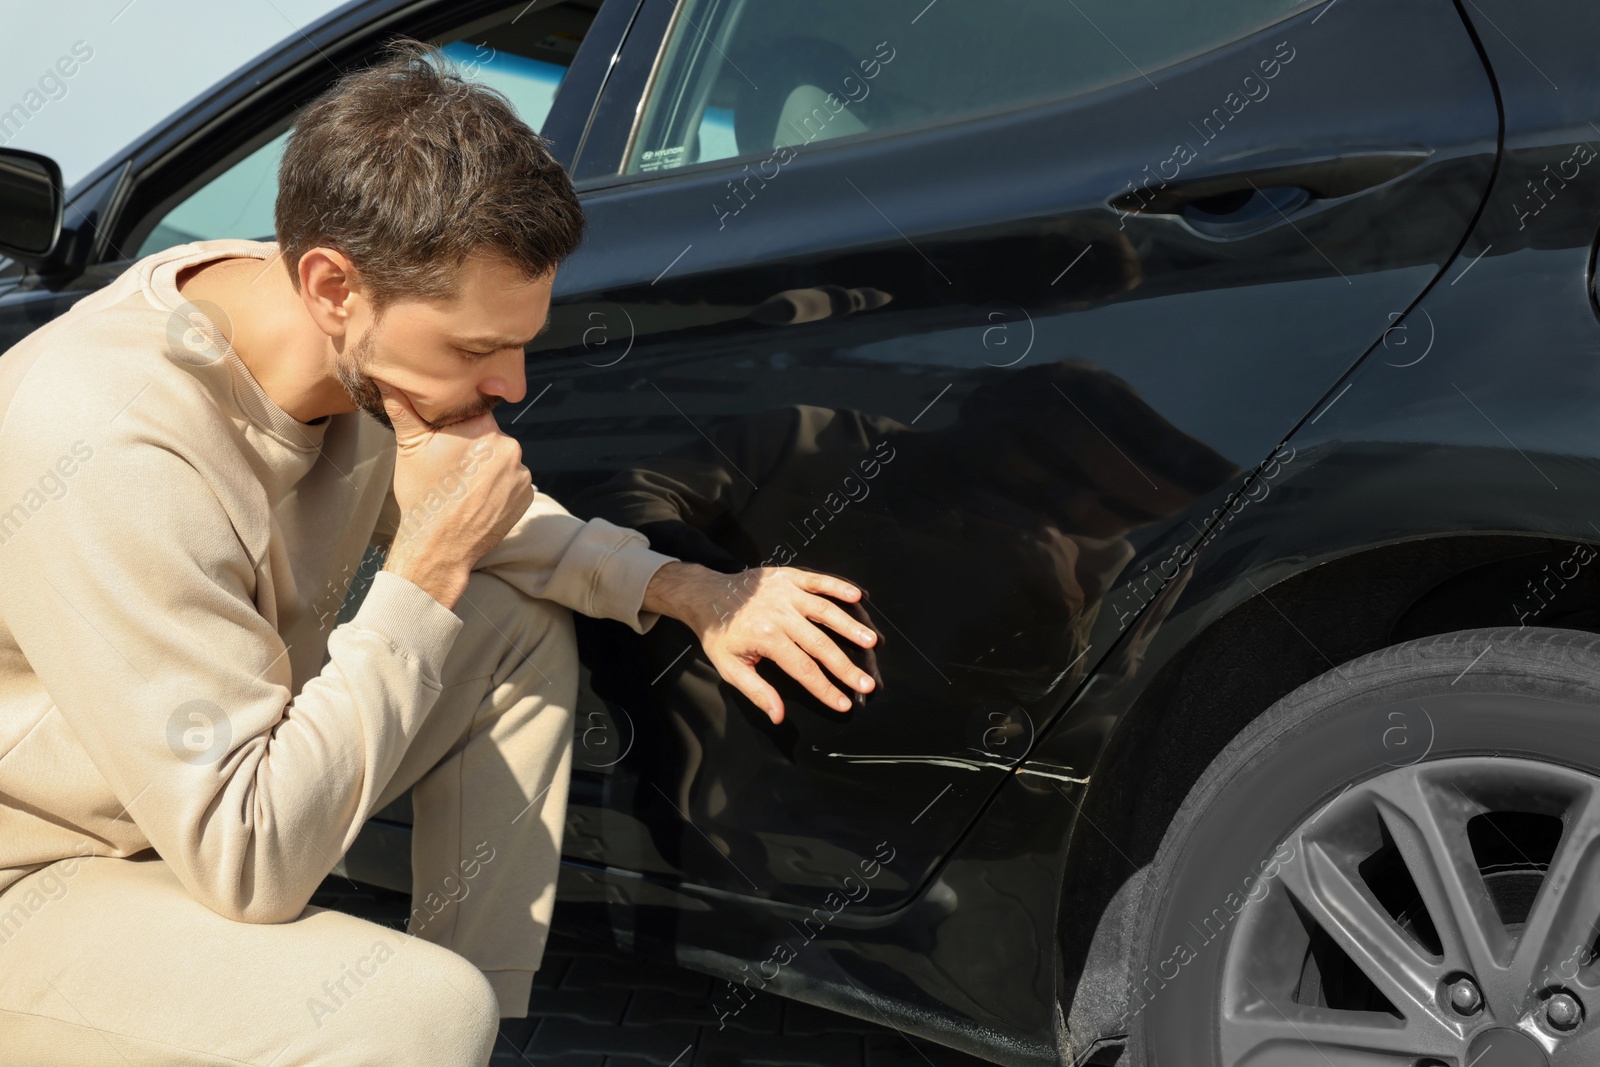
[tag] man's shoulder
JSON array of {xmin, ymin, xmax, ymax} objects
[
  {"xmin": 2, "ymin": 235, "xmax": 280, "ymax": 361},
  {"xmin": 0, "ymin": 239, "xmax": 283, "ymax": 435},
  {"xmin": 6, "ymin": 317, "xmax": 222, "ymax": 404},
  {"xmin": 0, "ymin": 297, "xmax": 238, "ymax": 475}
]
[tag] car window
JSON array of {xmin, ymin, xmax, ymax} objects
[
  {"xmin": 134, "ymin": 0, "xmax": 600, "ymax": 259},
  {"xmin": 624, "ymin": 0, "xmax": 1316, "ymax": 176}
]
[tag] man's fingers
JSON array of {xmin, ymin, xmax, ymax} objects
[
  {"xmin": 801, "ymin": 592, "xmax": 878, "ymax": 648},
  {"xmin": 377, "ymin": 380, "xmax": 429, "ymax": 447},
  {"xmin": 768, "ymin": 638, "xmax": 855, "ymax": 714},
  {"xmin": 790, "ymin": 568, "xmax": 862, "ymax": 603},
  {"xmin": 712, "ymin": 652, "xmax": 785, "ymax": 725},
  {"xmin": 789, "ymin": 616, "xmax": 874, "ymax": 697}
]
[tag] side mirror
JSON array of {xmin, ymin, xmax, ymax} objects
[{"xmin": 0, "ymin": 148, "xmax": 64, "ymax": 263}]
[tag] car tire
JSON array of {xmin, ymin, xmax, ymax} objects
[{"xmin": 1126, "ymin": 625, "xmax": 1600, "ymax": 1066}]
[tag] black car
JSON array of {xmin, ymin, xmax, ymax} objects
[{"xmin": 4, "ymin": 0, "xmax": 1599, "ymax": 1063}]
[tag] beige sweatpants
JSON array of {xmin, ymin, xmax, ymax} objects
[{"xmin": 0, "ymin": 567, "xmax": 581, "ymax": 1066}]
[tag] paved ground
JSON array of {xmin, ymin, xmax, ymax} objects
[{"xmin": 308, "ymin": 876, "xmax": 998, "ymax": 1066}]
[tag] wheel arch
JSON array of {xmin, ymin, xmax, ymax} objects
[{"xmin": 1057, "ymin": 528, "xmax": 1600, "ymax": 1054}]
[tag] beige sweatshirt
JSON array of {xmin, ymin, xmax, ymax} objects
[{"xmin": 0, "ymin": 238, "xmax": 678, "ymax": 923}]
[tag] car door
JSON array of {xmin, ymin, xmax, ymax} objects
[{"xmin": 513, "ymin": 0, "xmax": 1501, "ymax": 912}]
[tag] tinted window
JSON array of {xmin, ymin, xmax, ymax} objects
[
  {"xmin": 624, "ymin": 0, "xmax": 1316, "ymax": 175},
  {"xmin": 135, "ymin": 0, "xmax": 600, "ymax": 258}
]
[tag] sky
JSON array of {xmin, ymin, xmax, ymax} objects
[{"xmin": 1, "ymin": 0, "xmax": 349, "ymax": 188}]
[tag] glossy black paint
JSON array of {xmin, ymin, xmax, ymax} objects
[
  {"xmin": 2, "ymin": 0, "xmax": 1593, "ymax": 1063},
  {"xmin": 532, "ymin": 0, "xmax": 1496, "ymax": 947},
  {"xmin": 1046, "ymin": 0, "xmax": 1600, "ymax": 1058}
]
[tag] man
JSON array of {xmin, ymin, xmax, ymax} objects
[{"xmin": 0, "ymin": 38, "xmax": 876, "ymax": 1066}]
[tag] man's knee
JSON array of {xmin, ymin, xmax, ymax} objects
[
  {"xmin": 410, "ymin": 947, "xmax": 500, "ymax": 1066},
  {"xmin": 457, "ymin": 570, "xmax": 578, "ymax": 692},
  {"xmin": 319, "ymin": 935, "xmax": 499, "ymax": 1066},
  {"xmin": 461, "ymin": 569, "xmax": 575, "ymax": 639}
]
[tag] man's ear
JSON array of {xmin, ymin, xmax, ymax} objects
[{"xmin": 298, "ymin": 246, "xmax": 362, "ymax": 338}]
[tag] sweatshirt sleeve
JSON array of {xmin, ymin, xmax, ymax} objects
[
  {"xmin": 470, "ymin": 484, "xmax": 681, "ymax": 636},
  {"xmin": 0, "ymin": 420, "xmax": 464, "ymax": 925},
  {"xmin": 368, "ymin": 468, "xmax": 679, "ymax": 635}
]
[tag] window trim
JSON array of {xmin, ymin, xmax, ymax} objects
[
  {"xmin": 572, "ymin": 0, "xmax": 1328, "ymax": 193},
  {"xmin": 569, "ymin": 0, "xmax": 682, "ymax": 181},
  {"xmin": 544, "ymin": 0, "xmax": 649, "ymax": 167},
  {"xmin": 612, "ymin": 0, "xmax": 718, "ymax": 175}
]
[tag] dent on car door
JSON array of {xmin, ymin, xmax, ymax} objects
[{"xmin": 506, "ymin": 0, "xmax": 1500, "ymax": 910}]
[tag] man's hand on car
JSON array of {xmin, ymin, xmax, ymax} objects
[{"xmin": 643, "ymin": 562, "xmax": 880, "ymax": 725}]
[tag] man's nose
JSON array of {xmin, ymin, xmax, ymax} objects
[{"xmin": 480, "ymin": 349, "xmax": 528, "ymax": 405}]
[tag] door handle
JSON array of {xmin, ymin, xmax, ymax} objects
[
  {"xmin": 1179, "ymin": 185, "xmax": 1312, "ymax": 238},
  {"xmin": 1109, "ymin": 149, "xmax": 1430, "ymax": 237}
]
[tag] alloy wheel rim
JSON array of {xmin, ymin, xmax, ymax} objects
[{"xmin": 1218, "ymin": 756, "xmax": 1600, "ymax": 1065}]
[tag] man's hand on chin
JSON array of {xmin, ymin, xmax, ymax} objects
[{"xmin": 641, "ymin": 561, "xmax": 880, "ymax": 725}]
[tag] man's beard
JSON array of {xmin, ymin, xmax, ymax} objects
[
  {"xmin": 335, "ymin": 327, "xmax": 391, "ymax": 430},
  {"xmin": 336, "ymin": 326, "xmax": 501, "ymax": 433}
]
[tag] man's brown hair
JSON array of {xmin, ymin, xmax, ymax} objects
[{"xmin": 274, "ymin": 36, "xmax": 584, "ymax": 313}]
